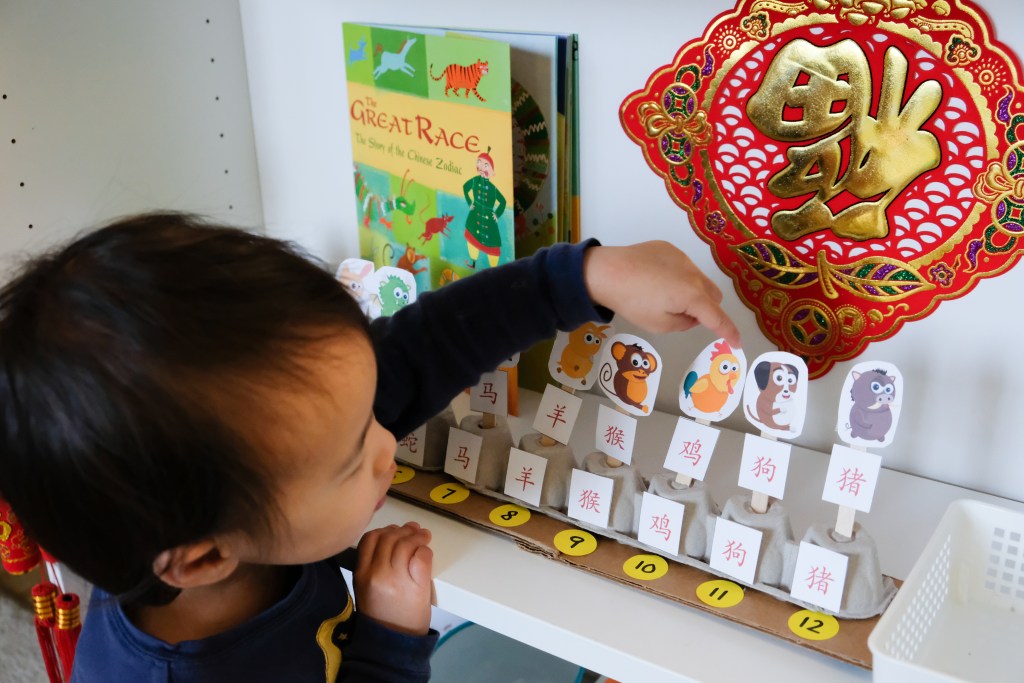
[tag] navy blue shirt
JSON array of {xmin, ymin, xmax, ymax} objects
[{"xmin": 72, "ymin": 239, "xmax": 608, "ymax": 682}]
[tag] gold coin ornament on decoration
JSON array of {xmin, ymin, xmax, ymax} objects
[{"xmin": 620, "ymin": 0, "xmax": 1024, "ymax": 377}]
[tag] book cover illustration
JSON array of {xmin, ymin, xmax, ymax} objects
[{"xmin": 345, "ymin": 23, "xmax": 514, "ymax": 291}]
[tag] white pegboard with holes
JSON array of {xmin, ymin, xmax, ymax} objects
[
  {"xmin": 870, "ymin": 500, "xmax": 1024, "ymax": 683},
  {"xmin": 0, "ymin": 1, "xmax": 262, "ymax": 270}
]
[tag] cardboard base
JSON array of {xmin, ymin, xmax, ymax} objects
[{"xmin": 390, "ymin": 466, "xmax": 896, "ymax": 670}]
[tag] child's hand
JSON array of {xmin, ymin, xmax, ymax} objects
[
  {"xmin": 354, "ymin": 522, "xmax": 433, "ymax": 636},
  {"xmin": 584, "ymin": 241, "xmax": 741, "ymax": 348}
]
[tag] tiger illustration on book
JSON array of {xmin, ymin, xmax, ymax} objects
[{"xmin": 429, "ymin": 59, "xmax": 489, "ymax": 101}]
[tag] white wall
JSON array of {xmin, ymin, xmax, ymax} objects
[
  {"xmin": 239, "ymin": 0, "xmax": 1024, "ymax": 503},
  {"xmin": 0, "ymin": 0, "xmax": 263, "ymax": 264},
  {"xmin": 5, "ymin": 1, "xmax": 1019, "ymax": 503}
]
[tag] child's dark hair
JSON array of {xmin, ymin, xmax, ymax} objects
[{"xmin": 0, "ymin": 212, "xmax": 369, "ymax": 605}]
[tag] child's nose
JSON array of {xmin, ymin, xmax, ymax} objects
[{"xmin": 375, "ymin": 428, "xmax": 397, "ymax": 475}]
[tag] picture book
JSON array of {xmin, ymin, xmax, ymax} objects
[{"xmin": 343, "ymin": 23, "xmax": 578, "ymax": 295}]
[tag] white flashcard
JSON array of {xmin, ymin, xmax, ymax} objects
[
  {"xmin": 638, "ymin": 492, "xmax": 686, "ymax": 556},
  {"xmin": 737, "ymin": 433, "xmax": 792, "ymax": 500},
  {"xmin": 336, "ymin": 258, "xmax": 377, "ymax": 317},
  {"xmin": 443, "ymin": 427, "xmax": 483, "ymax": 484},
  {"xmin": 742, "ymin": 351, "xmax": 809, "ymax": 438},
  {"xmin": 368, "ymin": 266, "xmax": 417, "ymax": 319},
  {"xmin": 470, "ymin": 370, "xmax": 508, "ymax": 417},
  {"xmin": 836, "ymin": 361, "xmax": 903, "ymax": 448},
  {"xmin": 533, "ymin": 384, "xmax": 583, "ymax": 444},
  {"xmin": 503, "ymin": 448, "xmax": 548, "ymax": 507},
  {"xmin": 567, "ymin": 468, "xmax": 614, "ymax": 529},
  {"xmin": 595, "ymin": 333, "xmax": 663, "ymax": 417},
  {"xmin": 822, "ymin": 443, "xmax": 882, "ymax": 513},
  {"xmin": 790, "ymin": 542, "xmax": 850, "ymax": 613},
  {"xmin": 680, "ymin": 339, "xmax": 747, "ymax": 422},
  {"xmin": 595, "ymin": 403, "xmax": 637, "ymax": 465},
  {"xmin": 395, "ymin": 423, "xmax": 427, "ymax": 467},
  {"xmin": 548, "ymin": 322, "xmax": 614, "ymax": 391},
  {"xmin": 498, "ymin": 353, "xmax": 520, "ymax": 370},
  {"xmin": 663, "ymin": 417, "xmax": 721, "ymax": 482},
  {"xmin": 710, "ymin": 517, "xmax": 763, "ymax": 585}
]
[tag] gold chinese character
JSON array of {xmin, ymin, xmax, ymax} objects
[{"xmin": 747, "ymin": 39, "xmax": 942, "ymax": 241}]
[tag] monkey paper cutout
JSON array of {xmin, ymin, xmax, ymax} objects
[
  {"xmin": 336, "ymin": 258, "xmax": 378, "ymax": 317},
  {"xmin": 741, "ymin": 351, "xmax": 809, "ymax": 439},
  {"xmin": 836, "ymin": 361, "xmax": 903, "ymax": 448},
  {"xmin": 680, "ymin": 339, "xmax": 747, "ymax": 422},
  {"xmin": 367, "ymin": 266, "xmax": 417, "ymax": 319},
  {"xmin": 549, "ymin": 322, "xmax": 614, "ymax": 391},
  {"xmin": 596, "ymin": 333, "xmax": 663, "ymax": 417}
]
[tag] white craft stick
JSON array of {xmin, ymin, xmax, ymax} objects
[{"xmin": 835, "ymin": 504, "xmax": 856, "ymax": 539}]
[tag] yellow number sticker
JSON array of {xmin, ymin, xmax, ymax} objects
[
  {"xmin": 489, "ymin": 504, "xmax": 531, "ymax": 527},
  {"xmin": 553, "ymin": 529, "xmax": 598, "ymax": 556},
  {"xmin": 391, "ymin": 466, "xmax": 416, "ymax": 485},
  {"xmin": 695, "ymin": 579, "xmax": 745, "ymax": 608},
  {"xmin": 787, "ymin": 610, "xmax": 840, "ymax": 641},
  {"xmin": 429, "ymin": 483, "xmax": 470, "ymax": 505},
  {"xmin": 623, "ymin": 554, "xmax": 669, "ymax": 581}
]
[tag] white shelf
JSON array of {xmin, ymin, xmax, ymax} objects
[{"xmin": 371, "ymin": 390, "xmax": 1024, "ymax": 683}]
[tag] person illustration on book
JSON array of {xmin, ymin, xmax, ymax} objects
[{"xmin": 463, "ymin": 147, "xmax": 506, "ymax": 268}]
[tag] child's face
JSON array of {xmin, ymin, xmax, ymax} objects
[{"xmin": 240, "ymin": 334, "xmax": 396, "ymax": 565}]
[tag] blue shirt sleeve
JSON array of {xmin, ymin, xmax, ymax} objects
[
  {"xmin": 371, "ymin": 239, "xmax": 612, "ymax": 437},
  {"xmin": 338, "ymin": 614, "xmax": 438, "ymax": 682}
]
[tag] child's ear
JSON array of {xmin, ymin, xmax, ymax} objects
[{"xmin": 152, "ymin": 539, "xmax": 239, "ymax": 590}]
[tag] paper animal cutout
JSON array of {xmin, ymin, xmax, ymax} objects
[
  {"xmin": 549, "ymin": 322, "xmax": 613, "ymax": 390},
  {"xmin": 596, "ymin": 333, "xmax": 663, "ymax": 416},
  {"xmin": 369, "ymin": 266, "xmax": 417, "ymax": 319},
  {"xmin": 836, "ymin": 361, "xmax": 903, "ymax": 448},
  {"xmin": 680, "ymin": 339, "xmax": 747, "ymax": 421},
  {"xmin": 336, "ymin": 258, "xmax": 378, "ymax": 317},
  {"xmin": 741, "ymin": 352, "xmax": 809, "ymax": 439}
]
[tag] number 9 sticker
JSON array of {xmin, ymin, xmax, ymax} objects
[{"xmin": 553, "ymin": 529, "xmax": 598, "ymax": 556}]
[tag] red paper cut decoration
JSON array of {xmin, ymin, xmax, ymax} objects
[{"xmin": 621, "ymin": 0, "xmax": 1024, "ymax": 377}]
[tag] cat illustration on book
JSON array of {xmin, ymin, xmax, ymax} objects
[
  {"xmin": 430, "ymin": 59, "xmax": 489, "ymax": 101},
  {"xmin": 463, "ymin": 148, "xmax": 506, "ymax": 268}
]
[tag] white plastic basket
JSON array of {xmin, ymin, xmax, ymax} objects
[{"xmin": 868, "ymin": 499, "xmax": 1024, "ymax": 682}]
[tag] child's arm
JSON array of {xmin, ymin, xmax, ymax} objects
[
  {"xmin": 372, "ymin": 239, "xmax": 739, "ymax": 438},
  {"xmin": 584, "ymin": 240, "xmax": 740, "ymax": 346}
]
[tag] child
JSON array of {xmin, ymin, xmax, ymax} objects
[{"xmin": 0, "ymin": 212, "xmax": 739, "ymax": 682}]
